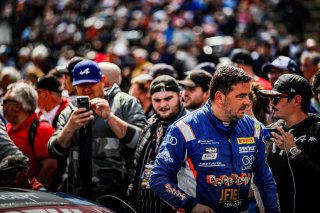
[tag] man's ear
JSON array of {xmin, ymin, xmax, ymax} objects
[
  {"xmin": 179, "ymin": 91, "xmax": 183, "ymax": 102},
  {"xmin": 204, "ymin": 90, "xmax": 210, "ymax": 100},
  {"xmin": 13, "ymin": 102, "xmax": 22, "ymax": 112},
  {"xmin": 43, "ymin": 90, "xmax": 50, "ymax": 97},
  {"xmin": 214, "ymin": 91, "xmax": 224, "ymax": 104},
  {"xmin": 101, "ymin": 75, "xmax": 108, "ymax": 87},
  {"xmin": 294, "ymin": 95, "xmax": 302, "ymax": 106}
]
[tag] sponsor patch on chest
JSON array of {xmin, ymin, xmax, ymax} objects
[
  {"xmin": 201, "ymin": 147, "xmax": 218, "ymax": 160},
  {"xmin": 239, "ymin": 146, "xmax": 256, "ymax": 153},
  {"xmin": 237, "ymin": 137, "xmax": 255, "ymax": 144}
]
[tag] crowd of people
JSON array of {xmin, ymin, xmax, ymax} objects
[{"xmin": 0, "ymin": 0, "xmax": 320, "ymax": 213}]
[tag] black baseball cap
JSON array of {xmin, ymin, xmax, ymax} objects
[
  {"xmin": 259, "ymin": 74, "xmax": 313, "ymax": 100},
  {"xmin": 150, "ymin": 75, "xmax": 180, "ymax": 95},
  {"xmin": 149, "ymin": 63, "xmax": 178, "ymax": 78},
  {"xmin": 56, "ymin": 56, "xmax": 84, "ymax": 78},
  {"xmin": 179, "ymin": 70, "xmax": 213, "ymax": 91},
  {"xmin": 35, "ymin": 75, "xmax": 63, "ymax": 93},
  {"xmin": 229, "ymin": 48, "xmax": 252, "ymax": 66}
]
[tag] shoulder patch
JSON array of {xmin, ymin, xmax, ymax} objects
[
  {"xmin": 254, "ymin": 121, "xmax": 261, "ymax": 139},
  {"xmin": 176, "ymin": 120, "xmax": 196, "ymax": 142}
]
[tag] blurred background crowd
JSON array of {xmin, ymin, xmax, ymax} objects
[
  {"xmin": 0, "ymin": 0, "xmax": 319, "ymax": 94},
  {"xmin": 0, "ymin": 1, "xmax": 320, "ymax": 212}
]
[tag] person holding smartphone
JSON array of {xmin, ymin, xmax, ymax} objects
[
  {"xmin": 260, "ymin": 74, "xmax": 320, "ymax": 213},
  {"xmin": 48, "ymin": 60, "xmax": 147, "ymax": 202}
]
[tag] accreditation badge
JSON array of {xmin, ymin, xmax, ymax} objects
[{"xmin": 141, "ymin": 163, "xmax": 154, "ymax": 189}]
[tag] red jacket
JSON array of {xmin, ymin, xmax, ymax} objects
[{"xmin": 52, "ymin": 98, "xmax": 70, "ymax": 129}]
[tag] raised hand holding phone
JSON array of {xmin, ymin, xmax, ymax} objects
[
  {"xmin": 268, "ymin": 127, "xmax": 296, "ymax": 153},
  {"xmin": 77, "ymin": 96, "xmax": 90, "ymax": 111}
]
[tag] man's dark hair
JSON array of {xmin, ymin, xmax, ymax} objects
[
  {"xmin": 210, "ymin": 65, "xmax": 252, "ymax": 101},
  {"xmin": 0, "ymin": 166, "xmax": 26, "ymax": 187},
  {"xmin": 313, "ymin": 72, "xmax": 320, "ymax": 92},
  {"xmin": 136, "ymin": 82, "xmax": 149, "ymax": 93},
  {"xmin": 0, "ymin": 154, "xmax": 29, "ymax": 187},
  {"xmin": 149, "ymin": 63, "xmax": 178, "ymax": 79}
]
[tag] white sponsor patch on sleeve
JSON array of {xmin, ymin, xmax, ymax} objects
[{"xmin": 176, "ymin": 120, "xmax": 196, "ymax": 142}]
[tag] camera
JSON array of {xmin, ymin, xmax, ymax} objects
[{"xmin": 77, "ymin": 96, "xmax": 90, "ymax": 111}]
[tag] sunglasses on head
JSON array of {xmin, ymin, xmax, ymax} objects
[{"xmin": 270, "ymin": 95, "xmax": 290, "ymax": 105}]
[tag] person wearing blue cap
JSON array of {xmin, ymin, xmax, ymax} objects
[
  {"xmin": 48, "ymin": 59, "xmax": 147, "ymax": 203},
  {"xmin": 194, "ymin": 62, "xmax": 216, "ymax": 75},
  {"xmin": 262, "ymin": 56, "xmax": 299, "ymax": 87}
]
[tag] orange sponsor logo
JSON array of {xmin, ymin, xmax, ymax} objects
[{"xmin": 237, "ymin": 137, "xmax": 254, "ymax": 144}]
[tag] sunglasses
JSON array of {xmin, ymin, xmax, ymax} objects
[
  {"xmin": 270, "ymin": 96, "xmax": 290, "ymax": 105},
  {"xmin": 1, "ymin": 99, "xmax": 18, "ymax": 106}
]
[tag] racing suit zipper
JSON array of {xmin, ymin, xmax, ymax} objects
[{"xmin": 226, "ymin": 128, "xmax": 235, "ymax": 173}]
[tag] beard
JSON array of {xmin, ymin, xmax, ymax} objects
[
  {"xmin": 185, "ymin": 99, "xmax": 203, "ymax": 110},
  {"xmin": 155, "ymin": 100, "xmax": 181, "ymax": 121},
  {"xmin": 223, "ymin": 100, "xmax": 248, "ymax": 122}
]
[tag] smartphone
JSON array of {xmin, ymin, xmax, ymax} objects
[
  {"xmin": 77, "ymin": 96, "xmax": 90, "ymax": 111},
  {"xmin": 266, "ymin": 127, "xmax": 280, "ymax": 135}
]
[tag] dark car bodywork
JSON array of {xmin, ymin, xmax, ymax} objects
[{"xmin": 0, "ymin": 187, "xmax": 115, "ymax": 212}]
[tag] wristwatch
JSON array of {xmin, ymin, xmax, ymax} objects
[{"xmin": 289, "ymin": 146, "xmax": 301, "ymax": 158}]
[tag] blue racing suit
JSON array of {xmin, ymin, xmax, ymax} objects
[{"xmin": 149, "ymin": 102, "xmax": 278, "ymax": 213}]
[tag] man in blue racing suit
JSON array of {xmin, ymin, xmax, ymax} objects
[{"xmin": 150, "ymin": 65, "xmax": 278, "ymax": 213}]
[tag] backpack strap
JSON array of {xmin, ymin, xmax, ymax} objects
[{"xmin": 28, "ymin": 119, "xmax": 40, "ymax": 151}]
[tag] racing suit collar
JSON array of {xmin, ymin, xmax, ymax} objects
[{"xmin": 203, "ymin": 101, "xmax": 242, "ymax": 134}]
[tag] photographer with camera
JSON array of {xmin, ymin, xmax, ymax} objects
[
  {"xmin": 260, "ymin": 74, "xmax": 320, "ymax": 213},
  {"xmin": 48, "ymin": 60, "xmax": 147, "ymax": 201}
]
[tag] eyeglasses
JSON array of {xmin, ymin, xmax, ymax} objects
[
  {"xmin": 1, "ymin": 99, "xmax": 18, "ymax": 106},
  {"xmin": 270, "ymin": 96, "xmax": 290, "ymax": 105}
]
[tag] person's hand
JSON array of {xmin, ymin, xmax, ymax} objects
[
  {"xmin": 269, "ymin": 127, "xmax": 296, "ymax": 153},
  {"xmin": 191, "ymin": 204, "xmax": 215, "ymax": 213},
  {"xmin": 90, "ymin": 98, "xmax": 112, "ymax": 120},
  {"xmin": 67, "ymin": 108, "xmax": 93, "ymax": 131}
]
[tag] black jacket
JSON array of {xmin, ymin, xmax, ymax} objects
[
  {"xmin": 266, "ymin": 114, "xmax": 320, "ymax": 213},
  {"xmin": 131, "ymin": 105, "xmax": 188, "ymax": 213}
]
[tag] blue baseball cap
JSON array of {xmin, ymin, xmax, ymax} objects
[
  {"xmin": 262, "ymin": 56, "xmax": 299, "ymax": 74},
  {"xmin": 72, "ymin": 60, "xmax": 102, "ymax": 86},
  {"xmin": 194, "ymin": 62, "xmax": 216, "ymax": 75}
]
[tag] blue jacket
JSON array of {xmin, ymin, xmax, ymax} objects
[{"xmin": 150, "ymin": 102, "xmax": 278, "ymax": 213}]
